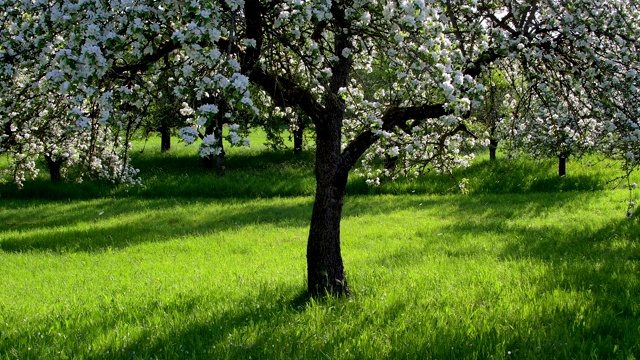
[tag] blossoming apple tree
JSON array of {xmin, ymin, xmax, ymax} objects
[
  {"xmin": 2, "ymin": 0, "xmax": 639, "ymax": 295},
  {"xmin": 498, "ymin": 66, "xmax": 605, "ymax": 176}
]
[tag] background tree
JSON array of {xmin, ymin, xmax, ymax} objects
[
  {"xmin": 505, "ymin": 90, "xmax": 603, "ymax": 176},
  {"xmin": 141, "ymin": 58, "xmax": 186, "ymax": 153},
  {"xmin": 250, "ymin": 97, "xmax": 313, "ymax": 154},
  {"xmin": 473, "ymin": 66, "xmax": 512, "ymax": 161}
]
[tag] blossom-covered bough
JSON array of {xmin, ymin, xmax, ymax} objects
[{"xmin": 1, "ymin": 0, "xmax": 639, "ymax": 296}]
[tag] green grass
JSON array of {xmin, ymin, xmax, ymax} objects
[{"xmin": 1, "ymin": 135, "xmax": 639, "ymax": 359}]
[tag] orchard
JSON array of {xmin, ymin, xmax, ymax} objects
[{"xmin": 2, "ymin": 0, "xmax": 639, "ymax": 295}]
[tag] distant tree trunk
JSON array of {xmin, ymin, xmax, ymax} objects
[
  {"xmin": 203, "ymin": 123, "xmax": 215, "ymax": 171},
  {"xmin": 214, "ymin": 123, "xmax": 225, "ymax": 176},
  {"xmin": 44, "ymin": 155, "xmax": 62, "ymax": 182},
  {"xmin": 489, "ymin": 138, "xmax": 499, "ymax": 161},
  {"xmin": 384, "ymin": 154, "xmax": 398, "ymax": 173},
  {"xmin": 202, "ymin": 118, "xmax": 225, "ymax": 175},
  {"xmin": 203, "ymin": 150, "xmax": 225, "ymax": 175},
  {"xmin": 159, "ymin": 125, "xmax": 171, "ymax": 152},
  {"xmin": 293, "ymin": 117, "xmax": 304, "ymax": 154},
  {"xmin": 558, "ymin": 155, "xmax": 567, "ymax": 177}
]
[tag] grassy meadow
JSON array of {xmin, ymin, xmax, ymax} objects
[{"xmin": 1, "ymin": 133, "xmax": 639, "ymax": 359}]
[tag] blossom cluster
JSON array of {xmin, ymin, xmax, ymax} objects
[{"xmin": 0, "ymin": 0, "xmax": 251, "ymax": 184}]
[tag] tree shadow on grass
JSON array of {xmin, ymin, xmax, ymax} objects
[
  {"xmin": 1, "ymin": 198, "xmax": 150, "ymax": 231},
  {"xmin": 1, "ymin": 150, "xmax": 616, "ymax": 202},
  {"xmin": 0, "ymin": 283, "xmax": 309, "ymax": 359},
  {"xmin": 368, "ymin": 197, "xmax": 639, "ymax": 357},
  {"xmin": 0, "ymin": 199, "xmax": 314, "ymax": 253},
  {"xmin": 7, "ymin": 269, "xmax": 634, "ymax": 359},
  {"xmin": 496, "ymin": 215, "xmax": 640, "ymax": 304},
  {"xmin": 2, "ymin": 194, "xmax": 637, "ymax": 358},
  {"xmin": 1, "ymin": 191, "xmax": 592, "ymax": 254},
  {"xmin": 106, "ymin": 287, "xmax": 320, "ymax": 359},
  {"xmin": 367, "ymin": 191, "xmax": 597, "ymax": 268},
  {"xmin": 0, "ymin": 189, "xmax": 584, "ymax": 254},
  {"xmin": 495, "ymin": 217, "xmax": 640, "ymax": 357},
  {"xmin": 371, "ymin": 191, "xmax": 638, "ymax": 289},
  {"xmin": 132, "ymin": 146, "xmax": 315, "ymax": 173},
  {"xmin": 457, "ymin": 157, "xmax": 611, "ymax": 194},
  {"xmin": 346, "ymin": 156, "xmax": 612, "ymax": 197}
]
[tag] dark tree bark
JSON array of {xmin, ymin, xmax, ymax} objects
[
  {"xmin": 306, "ymin": 6, "xmax": 352, "ymax": 296},
  {"xmin": 384, "ymin": 154, "xmax": 398, "ymax": 173},
  {"xmin": 160, "ymin": 125, "xmax": 171, "ymax": 152},
  {"xmin": 558, "ymin": 155, "xmax": 567, "ymax": 177},
  {"xmin": 307, "ymin": 135, "xmax": 349, "ymax": 296},
  {"xmin": 202, "ymin": 122, "xmax": 225, "ymax": 175},
  {"xmin": 293, "ymin": 116, "xmax": 304, "ymax": 154},
  {"xmin": 202, "ymin": 155, "xmax": 214, "ymax": 170},
  {"xmin": 214, "ymin": 123, "xmax": 225, "ymax": 176},
  {"xmin": 201, "ymin": 104, "xmax": 227, "ymax": 175},
  {"xmin": 489, "ymin": 138, "xmax": 499, "ymax": 161},
  {"xmin": 44, "ymin": 155, "xmax": 62, "ymax": 182},
  {"xmin": 202, "ymin": 121, "xmax": 215, "ymax": 171},
  {"xmin": 203, "ymin": 145, "xmax": 226, "ymax": 175}
]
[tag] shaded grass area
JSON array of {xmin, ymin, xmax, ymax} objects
[{"xmin": 0, "ymin": 135, "xmax": 624, "ymax": 200}]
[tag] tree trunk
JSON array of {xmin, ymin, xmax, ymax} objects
[
  {"xmin": 307, "ymin": 183, "xmax": 348, "ymax": 296},
  {"xmin": 489, "ymin": 138, "xmax": 498, "ymax": 161},
  {"xmin": 202, "ymin": 121, "xmax": 225, "ymax": 175},
  {"xmin": 160, "ymin": 125, "xmax": 171, "ymax": 152},
  {"xmin": 202, "ymin": 124, "xmax": 214, "ymax": 170},
  {"xmin": 293, "ymin": 118, "xmax": 304, "ymax": 154},
  {"xmin": 202, "ymin": 147, "xmax": 225, "ymax": 175},
  {"xmin": 307, "ymin": 129, "xmax": 349, "ymax": 296},
  {"xmin": 44, "ymin": 155, "xmax": 62, "ymax": 182},
  {"xmin": 214, "ymin": 122, "xmax": 225, "ymax": 176},
  {"xmin": 203, "ymin": 154, "xmax": 213, "ymax": 170},
  {"xmin": 384, "ymin": 154, "xmax": 398, "ymax": 173},
  {"xmin": 306, "ymin": 48, "xmax": 352, "ymax": 296},
  {"xmin": 558, "ymin": 156, "xmax": 567, "ymax": 177},
  {"xmin": 307, "ymin": 20, "xmax": 351, "ymax": 296},
  {"xmin": 307, "ymin": 5, "xmax": 353, "ymax": 297}
]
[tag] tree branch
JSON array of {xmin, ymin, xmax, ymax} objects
[
  {"xmin": 107, "ymin": 40, "xmax": 180, "ymax": 78},
  {"xmin": 340, "ymin": 103, "xmax": 449, "ymax": 172},
  {"xmin": 248, "ymin": 67, "xmax": 325, "ymax": 120},
  {"xmin": 222, "ymin": 4, "xmax": 325, "ymax": 122}
]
